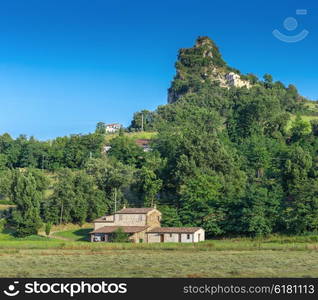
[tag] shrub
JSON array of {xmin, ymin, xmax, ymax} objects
[
  {"xmin": 45, "ymin": 222, "xmax": 52, "ymax": 236},
  {"xmin": 110, "ymin": 228, "xmax": 129, "ymax": 243}
]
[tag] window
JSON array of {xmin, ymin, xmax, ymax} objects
[
  {"xmin": 119, "ymin": 215, "xmax": 123, "ymax": 221},
  {"xmin": 169, "ymin": 234, "xmax": 172, "ymax": 237},
  {"xmin": 187, "ymin": 234, "xmax": 190, "ymax": 239}
]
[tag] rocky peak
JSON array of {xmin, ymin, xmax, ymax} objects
[{"xmin": 168, "ymin": 36, "xmax": 251, "ymax": 103}]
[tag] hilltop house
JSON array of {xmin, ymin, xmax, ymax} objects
[
  {"xmin": 105, "ymin": 123, "xmax": 122, "ymax": 133},
  {"xmin": 135, "ymin": 139, "xmax": 151, "ymax": 152},
  {"xmin": 90, "ymin": 206, "xmax": 205, "ymax": 243}
]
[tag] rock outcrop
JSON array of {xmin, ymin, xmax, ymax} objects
[{"xmin": 168, "ymin": 36, "xmax": 251, "ymax": 103}]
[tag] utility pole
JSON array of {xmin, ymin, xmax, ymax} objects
[
  {"xmin": 114, "ymin": 188, "xmax": 117, "ymax": 213},
  {"xmin": 141, "ymin": 113, "xmax": 144, "ymax": 132},
  {"xmin": 60, "ymin": 200, "xmax": 64, "ymax": 224}
]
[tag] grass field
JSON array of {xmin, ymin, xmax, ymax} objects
[
  {"xmin": 1, "ymin": 249, "xmax": 318, "ymax": 278},
  {"xmin": 1, "ymin": 226, "xmax": 318, "ymax": 277},
  {"xmin": 104, "ymin": 131, "xmax": 157, "ymax": 144},
  {"xmin": 286, "ymin": 114, "xmax": 318, "ymax": 131}
]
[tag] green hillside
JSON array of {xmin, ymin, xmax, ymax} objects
[{"xmin": 104, "ymin": 131, "xmax": 157, "ymax": 144}]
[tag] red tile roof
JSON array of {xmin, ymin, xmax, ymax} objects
[
  {"xmin": 116, "ymin": 208, "xmax": 155, "ymax": 214},
  {"xmin": 147, "ymin": 227, "xmax": 202, "ymax": 233},
  {"xmin": 106, "ymin": 123, "xmax": 121, "ymax": 127},
  {"xmin": 90, "ymin": 226, "xmax": 149, "ymax": 234},
  {"xmin": 135, "ymin": 139, "xmax": 151, "ymax": 147}
]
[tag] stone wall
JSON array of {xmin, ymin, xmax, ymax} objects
[
  {"xmin": 130, "ymin": 230, "xmax": 147, "ymax": 243},
  {"xmin": 146, "ymin": 210, "xmax": 161, "ymax": 228},
  {"xmin": 193, "ymin": 228, "xmax": 205, "ymax": 242},
  {"xmin": 114, "ymin": 214, "xmax": 146, "ymax": 226},
  {"xmin": 147, "ymin": 233, "xmax": 161, "ymax": 243}
]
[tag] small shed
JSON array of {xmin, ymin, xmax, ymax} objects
[{"xmin": 146, "ymin": 227, "xmax": 205, "ymax": 243}]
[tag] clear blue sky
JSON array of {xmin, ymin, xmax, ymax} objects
[{"xmin": 0, "ymin": 0, "xmax": 317, "ymax": 140}]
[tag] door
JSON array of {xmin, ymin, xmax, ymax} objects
[
  {"xmin": 178, "ymin": 234, "xmax": 181, "ymax": 243},
  {"xmin": 160, "ymin": 234, "xmax": 164, "ymax": 243}
]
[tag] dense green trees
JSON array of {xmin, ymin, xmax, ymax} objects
[
  {"xmin": 0, "ymin": 133, "xmax": 104, "ymax": 170},
  {"xmin": 43, "ymin": 169, "xmax": 107, "ymax": 225},
  {"xmin": 108, "ymin": 135, "xmax": 144, "ymax": 167}
]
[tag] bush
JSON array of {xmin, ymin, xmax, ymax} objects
[
  {"xmin": 0, "ymin": 219, "xmax": 6, "ymax": 231},
  {"xmin": 110, "ymin": 228, "xmax": 129, "ymax": 243},
  {"xmin": 45, "ymin": 222, "xmax": 52, "ymax": 236}
]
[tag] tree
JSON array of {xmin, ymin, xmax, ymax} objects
[
  {"xmin": 290, "ymin": 115, "xmax": 311, "ymax": 142},
  {"xmin": 85, "ymin": 158, "xmax": 134, "ymax": 214},
  {"xmin": 178, "ymin": 172, "xmax": 224, "ymax": 236},
  {"xmin": 263, "ymin": 74, "xmax": 273, "ymax": 88},
  {"xmin": 44, "ymin": 169, "xmax": 76, "ymax": 224},
  {"xmin": 282, "ymin": 179, "xmax": 318, "ymax": 234},
  {"xmin": 129, "ymin": 110, "xmax": 154, "ymax": 131},
  {"xmin": 45, "ymin": 222, "xmax": 52, "ymax": 236},
  {"xmin": 95, "ymin": 122, "xmax": 106, "ymax": 134},
  {"xmin": 9, "ymin": 170, "xmax": 43, "ymax": 237},
  {"xmin": 44, "ymin": 169, "xmax": 106, "ymax": 225},
  {"xmin": 159, "ymin": 205, "xmax": 182, "ymax": 227},
  {"xmin": 246, "ymin": 73, "xmax": 259, "ymax": 84},
  {"xmin": 238, "ymin": 184, "xmax": 280, "ymax": 237},
  {"xmin": 108, "ymin": 136, "xmax": 144, "ymax": 167},
  {"xmin": 0, "ymin": 154, "xmax": 8, "ymax": 170},
  {"xmin": 0, "ymin": 169, "xmax": 12, "ymax": 199},
  {"xmin": 135, "ymin": 166, "xmax": 162, "ymax": 207}
]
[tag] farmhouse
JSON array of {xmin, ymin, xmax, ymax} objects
[{"xmin": 90, "ymin": 206, "xmax": 205, "ymax": 243}]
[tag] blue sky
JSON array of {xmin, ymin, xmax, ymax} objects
[{"xmin": 0, "ymin": 0, "xmax": 317, "ymax": 140}]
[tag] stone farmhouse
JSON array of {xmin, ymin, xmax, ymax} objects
[{"xmin": 90, "ymin": 206, "xmax": 205, "ymax": 243}]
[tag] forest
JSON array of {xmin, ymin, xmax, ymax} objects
[{"xmin": 1, "ymin": 36, "xmax": 318, "ymax": 238}]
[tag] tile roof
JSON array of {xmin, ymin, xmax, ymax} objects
[
  {"xmin": 90, "ymin": 226, "xmax": 149, "ymax": 234},
  {"xmin": 135, "ymin": 139, "xmax": 151, "ymax": 146},
  {"xmin": 93, "ymin": 215, "xmax": 115, "ymax": 223},
  {"xmin": 147, "ymin": 227, "xmax": 202, "ymax": 233},
  {"xmin": 106, "ymin": 123, "xmax": 121, "ymax": 127},
  {"xmin": 116, "ymin": 208, "xmax": 155, "ymax": 214}
]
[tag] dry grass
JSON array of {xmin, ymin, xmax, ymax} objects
[
  {"xmin": 0, "ymin": 249, "xmax": 317, "ymax": 277},
  {"xmin": 2, "ymin": 226, "xmax": 318, "ymax": 277},
  {"xmin": 0, "ymin": 204, "xmax": 15, "ymax": 211}
]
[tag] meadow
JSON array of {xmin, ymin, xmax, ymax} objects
[
  {"xmin": 104, "ymin": 131, "xmax": 157, "ymax": 144},
  {"xmin": 1, "ymin": 225, "xmax": 318, "ymax": 277}
]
